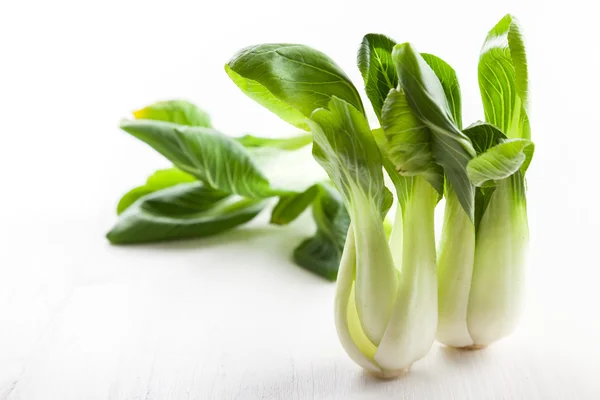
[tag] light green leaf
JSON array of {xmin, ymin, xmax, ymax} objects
[
  {"xmin": 293, "ymin": 184, "xmax": 350, "ymax": 281},
  {"xmin": 309, "ymin": 97, "xmax": 392, "ymax": 212},
  {"xmin": 463, "ymin": 121, "xmax": 534, "ymax": 177},
  {"xmin": 357, "ymin": 34, "xmax": 398, "ymax": 122},
  {"xmin": 479, "ymin": 14, "xmax": 530, "ymax": 139},
  {"xmin": 462, "ymin": 121, "xmax": 532, "ymax": 231},
  {"xmin": 226, "ymin": 44, "xmax": 364, "ymax": 130},
  {"xmin": 107, "ymin": 182, "xmax": 265, "ymax": 244},
  {"xmin": 421, "ymin": 53, "xmax": 463, "ymax": 129},
  {"xmin": 133, "ymin": 100, "xmax": 212, "ymax": 127},
  {"xmin": 393, "ymin": 42, "xmax": 476, "ymax": 220},
  {"xmin": 381, "ymin": 88, "xmax": 444, "ymax": 194},
  {"xmin": 236, "ymin": 133, "xmax": 312, "ymax": 151},
  {"xmin": 117, "ymin": 168, "xmax": 196, "ymax": 214},
  {"xmin": 467, "ymin": 138, "xmax": 534, "ymax": 187},
  {"xmin": 120, "ymin": 119, "xmax": 285, "ymax": 198}
]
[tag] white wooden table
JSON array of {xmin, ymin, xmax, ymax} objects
[
  {"xmin": 2, "ymin": 0, "xmax": 600, "ymax": 398},
  {"xmin": 2, "ymin": 202, "xmax": 600, "ymax": 399}
]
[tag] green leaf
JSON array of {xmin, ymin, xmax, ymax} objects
[
  {"xmin": 107, "ymin": 182, "xmax": 266, "ymax": 244},
  {"xmin": 236, "ymin": 133, "xmax": 312, "ymax": 151},
  {"xmin": 133, "ymin": 100, "xmax": 212, "ymax": 127},
  {"xmin": 392, "ymin": 42, "xmax": 476, "ymax": 220},
  {"xmin": 117, "ymin": 168, "xmax": 196, "ymax": 214},
  {"xmin": 463, "ymin": 121, "xmax": 507, "ymax": 154},
  {"xmin": 381, "ymin": 88, "xmax": 444, "ymax": 194},
  {"xmin": 120, "ymin": 119, "xmax": 285, "ymax": 198},
  {"xmin": 474, "ymin": 186, "xmax": 496, "ymax": 234},
  {"xmin": 270, "ymin": 184, "xmax": 321, "ymax": 225},
  {"xmin": 463, "ymin": 121, "xmax": 534, "ymax": 177},
  {"xmin": 293, "ymin": 184, "xmax": 350, "ymax": 281},
  {"xmin": 357, "ymin": 34, "xmax": 398, "ymax": 122},
  {"xmin": 467, "ymin": 138, "xmax": 534, "ymax": 187},
  {"xmin": 226, "ymin": 44, "xmax": 364, "ymax": 130},
  {"xmin": 309, "ymin": 97, "xmax": 391, "ymax": 212},
  {"xmin": 420, "ymin": 53, "xmax": 463, "ymax": 129},
  {"xmin": 479, "ymin": 14, "xmax": 530, "ymax": 139}
]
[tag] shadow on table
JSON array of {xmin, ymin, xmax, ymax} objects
[{"xmin": 105, "ymin": 221, "xmax": 331, "ymax": 282}]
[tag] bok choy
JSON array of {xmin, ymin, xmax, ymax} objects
[
  {"xmin": 436, "ymin": 14, "xmax": 534, "ymax": 348},
  {"xmin": 225, "ymin": 36, "xmax": 477, "ymax": 375},
  {"xmin": 107, "ymin": 100, "xmax": 349, "ymax": 281},
  {"xmin": 225, "ymin": 12, "xmax": 534, "ymax": 374}
]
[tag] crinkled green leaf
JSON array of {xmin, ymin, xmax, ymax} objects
[
  {"xmin": 107, "ymin": 182, "xmax": 265, "ymax": 244},
  {"xmin": 381, "ymin": 88, "xmax": 443, "ymax": 194},
  {"xmin": 357, "ymin": 34, "xmax": 398, "ymax": 122},
  {"xmin": 117, "ymin": 168, "xmax": 196, "ymax": 214},
  {"xmin": 463, "ymin": 121, "xmax": 507, "ymax": 155},
  {"xmin": 393, "ymin": 42, "xmax": 476, "ymax": 220},
  {"xmin": 479, "ymin": 14, "xmax": 530, "ymax": 140},
  {"xmin": 467, "ymin": 138, "xmax": 534, "ymax": 187},
  {"xmin": 133, "ymin": 100, "xmax": 212, "ymax": 127},
  {"xmin": 226, "ymin": 44, "xmax": 364, "ymax": 130},
  {"xmin": 120, "ymin": 119, "xmax": 285, "ymax": 198}
]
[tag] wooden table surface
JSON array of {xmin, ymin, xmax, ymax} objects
[{"xmin": 2, "ymin": 204, "xmax": 599, "ymax": 399}]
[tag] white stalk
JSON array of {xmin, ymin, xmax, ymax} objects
[
  {"xmin": 467, "ymin": 176, "xmax": 529, "ymax": 346},
  {"xmin": 350, "ymin": 189, "xmax": 398, "ymax": 346},
  {"xmin": 334, "ymin": 227, "xmax": 382, "ymax": 374},
  {"xmin": 436, "ymin": 188, "xmax": 476, "ymax": 347},
  {"xmin": 374, "ymin": 177, "xmax": 438, "ymax": 375}
]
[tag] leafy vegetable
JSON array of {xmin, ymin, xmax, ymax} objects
[
  {"xmin": 107, "ymin": 183, "xmax": 265, "ymax": 244},
  {"xmin": 109, "ymin": 100, "xmax": 348, "ymax": 280},
  {"xmin": 227, "ymin": 37, "xmax": 445, "ymax": 376},
  {"xmin": 435, "ymin": 14, "xmax": 534, "ymax": 349},
  {"xmin": 119, "ymin": 120, "xmax": 283, "ymax": 198}
]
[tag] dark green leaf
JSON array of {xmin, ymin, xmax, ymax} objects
[
  {"xmin": 120, "ymin": 119, "xmax": 285, "ymax": 198},
  {"xmin": 474, "ymin": 186, "xmax": 496, "ymax": 234},
  {"xmin": 226, "ymin": 44, "xmax": 364, "ymax": 130},
  {"xmin": 270, "ymin": 184, "xmax": 321, "ymax": 225},
  {"xmin": 236, "ymin": 133, "xmax": 312, "ymax": 150},
  {"xmin": 479, "ymin": 14, "xmax": 530, "ymax": 139},
  {"xmin": 463, "ymin": 121, "xmax": 507, "ymax": 154},
  {"xmin": 420, "ymin": 53, "xmax": 463, "ymax": 129},
  {"xmin": 107, "ymin": 182, "xmax": 266, "ymax": 244},
  {"xmin": 392, "ymin": 42, "xmax": 476, "ymax": 220},
  {"xmin": 357, "ymin": 34, "xmax": 398, "ymax": 122},
  {"xmin": 133, "ymin": 100, "xmax": 212, "ymax": 127},
  {"xmin": 293, "ymin": 184, "xmax": 350, "ymax": 281},
  {"xmin": 117, "ymin": 168, "xmax": 196, "ymax": 214}
]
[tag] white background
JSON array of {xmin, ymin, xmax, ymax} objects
[{"xmin": 1, "ymin": 0, "xmax": 599, "ymax": 399}]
